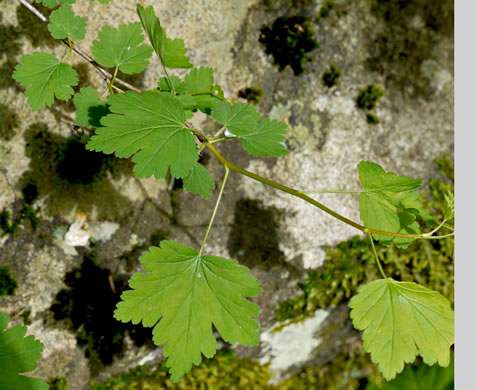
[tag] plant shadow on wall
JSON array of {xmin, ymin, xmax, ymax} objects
[
  {"xmin": 366, "ymin": 0, "xmax": 454, "ymax": 96},
  {"xmin": 20, "ymin": 123, "xmax": 134, "ymax": 220},
  {"xmin": 49, "ymin": 247, "xmax": 155, "ymax": 376}
]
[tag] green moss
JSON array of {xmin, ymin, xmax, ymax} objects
[
  {"xmin": 319, "ymin": 1, "xmax": 335, "ymax": 18},
  {"xmin": 280, "ymin": 343, "xmax": 380, "ymax": 390},
  {"xmin": 238, "ymin": 86, "xmax": 264, "ymax": 105},
  {"xmin": 0, "ymin": 266, "xmax": 17, "ymax": 296},
  {"xmin": 0, "ymin": 210, "xmax": 18, "ymax": 236},
  {"xmin": 47, "ymin": 376, "xmax": 69, "ymax": 390},
  {"xmin": 366, "ymin": 113, "xmax": 380, "ymax": 125},
  {"xmin": 259, "ymin": 15, "xmax": 319, "ymax": 76},
  {"xmin": 321, "ymin": 64, "xmax": 342, "ymax": 88},
  {"xmin": 90, "ymin": 348, "xmax": 274, "ymax": 390},
  {"xmin": 275, "ymin": 156, "xmax": 454, "ymax": 322},
  {"xmin": 356, "ymin": 84, "xmax": 385, "ymax": 110}
]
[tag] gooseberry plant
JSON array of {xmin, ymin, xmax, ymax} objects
[{"xmin": 12, "ymin": 0, "xmax": 454, "ymax": 384}]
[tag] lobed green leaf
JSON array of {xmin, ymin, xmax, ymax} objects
[
  {"xmin": 358, "ymin": 161, "xmax": 426, "ymax": 248},
  {"xmin": 86, "ymin": 90, "xmax": 197, "ymax": 179},
  {"xmin": 13, "ymin": 52, "xmax": 78, "ymax": 111},
  {"xmin": 114, "ymin": 241, "xmax": 261, "ymax": 382},
  {"xmin": 36, "ymin": 0, "xmax": 75, "ymax": 8},
  {"xmin": 92, "ymin": 22, "xmax": 153, "ymax": 74},
  {"xmin": 73, "ymin": 86, "xmax": 110, "ymax": 128},
  {"xmin": 349, "ymin": 278, "xmax": 454, "ymax": 381},
  {"xmin": 212, "ymin": 101, "xmax": 288, "ymax": 157},
  {"xmin": 0, "ymin": 312, "xmax": 48, "ymax": 390},
  {"xmin": 183, "ymin": 162, "xmax": 216, "ymax": 199},
  {"xmin": 48, "ymin": 4, "xmax": 87, "ymax": 40},
  {"xmin": 137, "ymin": 5, "xmax": 193, "ymax": 69}
]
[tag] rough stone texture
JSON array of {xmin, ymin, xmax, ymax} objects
[{"xmin": 0, "ymin": 0, "xmax": 453, "ymax": 388}]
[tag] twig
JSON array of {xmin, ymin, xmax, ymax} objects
[{"xmin": 18, "ymin": 0, "xmax": 141, "ymax": 94}]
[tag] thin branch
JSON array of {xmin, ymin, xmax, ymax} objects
[{"xmin": 18, "ymin": 0, "xmax": 141, "ymax": 94}]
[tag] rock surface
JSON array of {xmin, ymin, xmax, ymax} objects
[{"xmin": 0, "ymin": 0, "xmax": 453, "ymax": 388}]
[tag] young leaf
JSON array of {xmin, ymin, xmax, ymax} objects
[
  {"xmin": 13, "ymin": 52, "xmax": 78, "ymax": 111},
  {"xmin": 358, "ymin": 161, "xmax": 426, "ymax": 248},
  {"xmin": 349, "ymin": 278, "xmax": 454, "ymax": 381},
  {"xmin": 115, "ymin": 241, "xmax": 261, "ymax": 382},
  {"xmin": 0, "ymin": 312, "xmax": 48, "ymax": 390},
  {"xmin": 73, "ymin": 86, "xmax": 110, "ymax": 128},
  {"xmin": 92, "ymin": 23, "xmax": 153, "ymax": 74},
  {"xmin": 212, "ymin": 101, "xmax": 288, "ymax": 157},
  {"xmin": 137, "ymin": 5, "xmax": 193, "ymax": 69},
  {"xmin": 176, "ymin": 67, "xmax": 223, "ymax": 113},
  {"xmin": 177, "ymin": 67, "xmax": 214, "ymax": 94},
  {"xmin": 86, "ymin": 90, "xmax": 197, "ymax": 179},
  {"xmin": 158, "ymin": 75, "xmax": 183, "ymax": 92},
  {"xmin": 443, "ymin": 192, "xmax": 454, "ymax": 221},
  {"xmin": 48, "ymin": 5, "xmax": 87, "ymax": 41},
  {"xmin": 183, "ymin": 162, "xmax": 216, "ymax": 199}
]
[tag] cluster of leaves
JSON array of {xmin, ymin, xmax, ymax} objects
[
  {"xmin": 277, "ymin": 157, "xmax": 455, "ymax": 320},
  {"xmin": 277, "ymin": 157, "xmax": 454, "ymax": 380},
  {"xmin": 90, "ymin": 348, "xmax": 274, "ymax": 390},
  {"xmin": 0, "ymin": 312, "xmax": 48, "ymax": 389},
  {"xmin": 259, "ymin": 15, "xmax": 319, "ymax": 76},
  {"xmin": 12, "ymin": 1, "xmax": 454, "ymax": 384}
]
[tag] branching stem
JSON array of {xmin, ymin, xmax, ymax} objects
[
  {"xmin": 199, "ymin": 167, "xmax": 230, "ymax": 256},
  {"xmin": 205, "ymin": 143, "xmax": 447, "ymax": 240}
]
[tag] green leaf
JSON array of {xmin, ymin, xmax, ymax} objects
[
  {"xmin": 212, "ymin": 101, "xmax": 288, "ymax": 157},
  {"xmin": 212, "ymin": 101, "xmax": 260, "ymax": 134},
  {"xmin": 137, "ymin": 5, "xmax": 193, "ymax": 69},
  {"xmin": 0, "ymin": 312, "xmax": 48, "ymax": 390},
  {"xmin": 358, "ymin": 161, "xmax": 426, "ymax": 248},
  {"xmin": 89, "ymin": 0, "xmax": 111, "ymax": 3},
  {"xmin": 239, "ymin": 118, "xmax": 288, "ymax": 157},
  {"xmin": 36, "ymin": 0, "xmax": 75, "ymax": 8},
  {"xmin": 13, "ymin": 52, "xmax": 78, "ymax": 111},
  {"xmin": 86, "ymin": 90, "xmax": 197, "ymax": 179},
  {"xmin": 48, "ymin": 5, "xmax": 87, "ymax": 40},
  {"xmin": 92, "ymin": 22, "xmax": 153, "ymax": 74},
  {"xmin": 183, "ymin": 163, "xmax": 215, "ymax": 199},
  {"xmin": 177, "ymin": 67, "xmax": 214, "ymax": 94},
  {"xmin": 443, "ymin": 192, "xmax": 454, "ymax": 221},
  {"xmin": 158, "ymin": 75, "xmax": 183, "ymax": 92},
  {"xmin": 365, "ymin": 352, "xmax": 454, "ymax": 390},
  {"xmin": 73, "ymin": 87, "xmax": 110, "ymax": 127},
  {"xmin": 349, "ymin": 278, "xmax": 454, "ymax": 381},
  {"xmin": 115, "ymin": 241, "xmax": 261, "ymax": 382}
]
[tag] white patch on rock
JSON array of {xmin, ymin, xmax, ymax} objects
[{"xmin": 259, "ymin": 310, "xmax": 329, "ymax": 373}]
